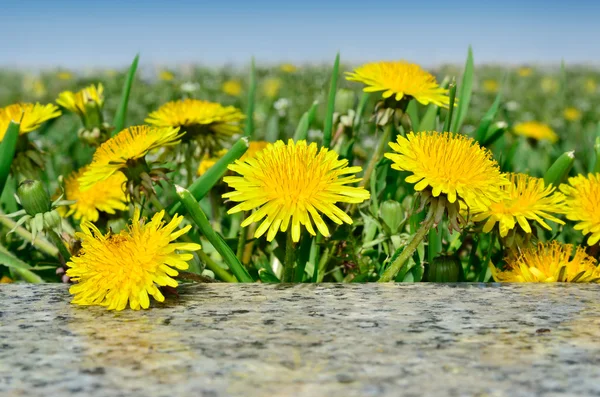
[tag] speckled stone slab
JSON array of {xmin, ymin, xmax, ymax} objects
[{"xmin": 1, "ymin": 284, "xmax": 600, "ymax": 397}]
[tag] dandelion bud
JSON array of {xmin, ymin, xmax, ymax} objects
[
  {"xmin": 17, "ymin": 180, "xmax": 51, "ymax": 216},
  {"xmin": 428, "ymin": 254, "xmax": 463, "ymax": 282}
]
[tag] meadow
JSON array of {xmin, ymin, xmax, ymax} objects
[{"xmin": 1, "ymin": 51, "xmax": 600, "ymax": 311}]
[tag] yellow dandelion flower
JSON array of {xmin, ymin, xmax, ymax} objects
[
  {"xmin": 56, "ymin": 83, "xmax": 104, "ymax": 116},
  {"xmin": 78, "ymin": 125, "xmax": 183, "ymax": 190},
  {"xmin": 560, "ymin": 174, "xmax": 600, "ymax": 245},
  {"xmin": 280, "ymin": 63, "xmax": 297, "ymax": 73},
  {"xmin": 145, "ymin": 99, "xmax": 244, "ymax": 153},
  {"xmin": 159, "ymin": 70, "xmax": 175, "ymax": 81},
  {"xmin": 0, "ymin": 103, "xmax": 61, "ymax": 141},
  {"xmin": 384, "ymin": 131, "xmax": 507, "ymax": 208},
  {"xmin": 482, "ymin": 79, "xmax": 499, "ymax": 93},
  {"xmin": 491, "ymin": 241, "xmax": 600, "ymax": 283},
  {"xmin": 222, "ymin": 80, "xmax": 242, "ymax": 96},
  {"xmin": 66, "ymin": 208, "xmax": 201, "ymax": 311},
  {"xmin": 471, "ymin": 173, "xmax": 565, "ymax": 237},
  {"xmin": 223, "ymin": 139, "xmax": 370, "ymax": 242},
  {"xmin": 541, "ymin": 77, "xmax": 559, "ymax": 93},
  {"xmin": 585, "ymin": 79, "xmax": 597, "ymax": 94},
  {"xmin": 60, "ymin": 167, "xmax": 128, "ymax": 222},
  {"xmin": 263, "ymin": 77, "xmax": 282, "ymax": 98},
  {"xmin": 346, "ymin": 61, "xmax": 450, "ymax": 107},
  {"xmin": 563, "ymin": 107, "xmax": 582, "ymax": 121},
  {"xmin": 513, "ymin": 121, "xmax": 558, "ymax": 143},
  {"xmin": 0, "ymin": 276, "xmax": 13, "ymax": 283},
  {"xmin": 57, "ymin": 71, "xmax": 73, "ymax": 80},
  {"xmin": 517, "ymin": 67, "xmax": 533, "ymax": 77}
]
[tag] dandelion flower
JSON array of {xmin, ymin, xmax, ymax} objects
[
  {"xmin": 280, "ymin": 63, "xmax": 297, "ymax": 73},
  {"xmin": 66, "ymin": 208, "xmax": 201, "ymax": 311},
  {"xmin": 346, "ymin": 61, "xmax": 450, "ymax": 107},
  {"xmin": 513, "ymin": 121, "xmax": 558, "ymax": 143},
  {"xmin": 222, "ymin": 80, "xmax": 242, "ymax": 96},
  {"xmin": 541, "ymin": 77, "xmax": 559, "ymax": 93},
  {"xmin": 471, "ymin": 173, "xmax": 565, "ymax": 237},
  {"xmin": 223, "ymin": 139, "xmax": 370, "ymax": 242},
  {"xmin": 482, "ymin": 79, "xmax": 499, "ymax": 93},
  {"xmin": 146, "ymin": 99, "xmax": 244, "ymax": 154},
  {"xmin": 56, "ymin": 83, "xmax": 104, "ymax": 116},
  {"xmin": 518, "ymin": 67, "xmax": 533, "ymax": 77},
  {"xmin": 159, "ymin": 70, "xmax": 175, "ymax": 81},
  {"xmin": 78, "ymin": 125, "xmax": 183, "ymax": 190},
  {"xmin": 0, "ymin": 103, "xmax": 61, "ymax": 141},
  {"xmin": 57, "ymin": 71, "xmax": 73, "ymax": 80},
  {"xmin": 60, "ymin": 167, "xmax": 128, "ymax": 222},
  {"xmin": 384, "ymin": 131, "xmax": 507, "ymax": 208},
  {"xmin": 585, "ymin": 79, "xmax": 597, "ymax": 94},
  {"xmin": 563, "ymin": 107, "xmax": 582, "ymax": 121},
  {"xmin": 263, "ymin": 78, "xmax": 282, "ymax": 98},
  {"xmin": 560, "ymin": 174, "xmax": 600, "ymax": 245},
  {"xmin": 491, "ymin": 241, "xmax": 600, "ymax": 283}
]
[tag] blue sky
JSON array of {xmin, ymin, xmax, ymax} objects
[{"xmin": 2, "ymin": 0, "xmax": 599, "ymax": 68}]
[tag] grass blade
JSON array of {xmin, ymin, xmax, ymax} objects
[
  {"xmin": 0, "ymin": 245, "xmax": 44, "ymax": 283},
  {"xmin": 544, "ymin": 151, "xmax": 575, "ymax": 187},
  {"xmin": 475, "ymin": 81, "xmax": 504, "ymax": 143},
  {"xmin": 442, "ymin": 79, "xmax": 457, "ymax": 132},
  {"xmin": 176, "ymin": 185, "xmax": 254, "ymax": 283},
  {"xmin": 450, "ymin": 46, "xmax": 474, "ymax": 133},
  {"xmin": 0, "ymin": 121, "xmax": 19, "ymax": 197},
  {"xmin": 322, "ymin": 52, "xmax": 340, "ymax": 148},
  {"xmin": 245, "ymin": 57, "xmax": 257, "ymax": 138},
  {"xmin": 168, "ymin": 137, "xmax": 249, "ymax": 216},
  {"xmin": 293, "ymin": 101, "xmax": 318, "ymax": 141},
  {"xmin": 112, "ymin": 54, "xmax": 139, "ymax": 134}
]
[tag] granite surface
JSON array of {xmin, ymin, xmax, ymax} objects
[{"xmin": 1, "ymin": 283, "xmax": 600, "ymax": 397}]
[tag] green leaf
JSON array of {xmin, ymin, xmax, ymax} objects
[
  {"xmin": 322, "ymin": 52, "xmax": 340, "ymax": 148},
  {"xmin": 112, "ymin": 54, "xmax": 139, "ymax": 134},
  {"xmin": 293, "ymin": 101, "xmax": 318, "ymax": 141},
  {"xmin": 245, "ymin": 57, "xmax": 257, "ymax": 138},
  {"xmin": 0, "ymin": 121, "xmax": 20, "ymax": 197},
  {"xmin": 406, "ymin": 100, "xmax": 420, "ymax": 132},
  {"xmin": 0, "ymin": 245, "xmax": 44, "ymax": 283},
  {"xmin": 176, "ymin": 185, "xmax": 254, "ymax": 283},
  {"xmin": 450, "ymin": 46, "xmax": 474, "ymax": 133},
  {"xmin": 168, "ymin": 137, "xmax": 249, "ymax": 216},
  {"xmin": 475, "ymin": 79, "xmax": 504, "ymax": 143},
  {"xmin": 419, "ymin": 104, "xmax": 438, "ymax": 131}
]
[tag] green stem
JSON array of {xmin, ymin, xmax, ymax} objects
[
  {"xmin": 378, "ymin": 211, "xmax": 436, "ymax": 282},
  {"xmin": 282, "ymin": 229, "xmax": 296, "ymax": 282},
  {"xmin": 176, "ymin": 185, "xmax": 254, "ymax": 282},
  {"xmin": 0, "ymin": 212, "xmax": 59, "ymax": 257},
  {"xmin": 196, "ymin": 249, "xmax": 238, "ymax": 283},
  {"xmin": 316, "ymin": 246, "xmax": 330, "ymax": 283},
  {"xmin": 360, "ymin": 123, "xmax": 392, "ymax": 189},
  {"xmin": 235, "ymin": 213, "xmax": 248, "ymax": 263},
  {"xmin": 46, "ymin": 230, "xmax": 71, "ymax": 263},
  {"xmin": 185, "ymin": 144, "xmax": 195, "ymax": 187}
]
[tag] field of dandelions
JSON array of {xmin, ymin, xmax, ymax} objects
[{"xmin": 2, "ymin": 50, "xmax": 600, "ymax": 311}]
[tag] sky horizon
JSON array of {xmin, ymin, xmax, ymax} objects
[{"xmin": 3, "ymin": 0, "xmax": 600, "ymax": 69}]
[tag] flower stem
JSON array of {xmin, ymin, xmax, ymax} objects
[
  {"xmin": 360, "ymin": 123, "xmax": 392, "ymax": 189},
  {"xmin": 0, "ymin": 211, "xmax": 58, "ymax": 258},
  {"xmin": 176, "ymin": 184, "xmax": 254, "ymax": 282},
  {"xmin": 196, "ymin": 249, "xmax": 238, "ymax": 283},
  {"xmin": 378, "ymin": 211, "xmax": 436, "ymax": 282},
  {"xmin": 235, "ymin": 213, "xmax": 247, "ymax": 263},
  {"xmin": 46, "ymin": 230, "xmax": 71, "ymax": 264},
  {"xmin": 282, "ymin": 229, "xmax": 296, "ymax": 283}
]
